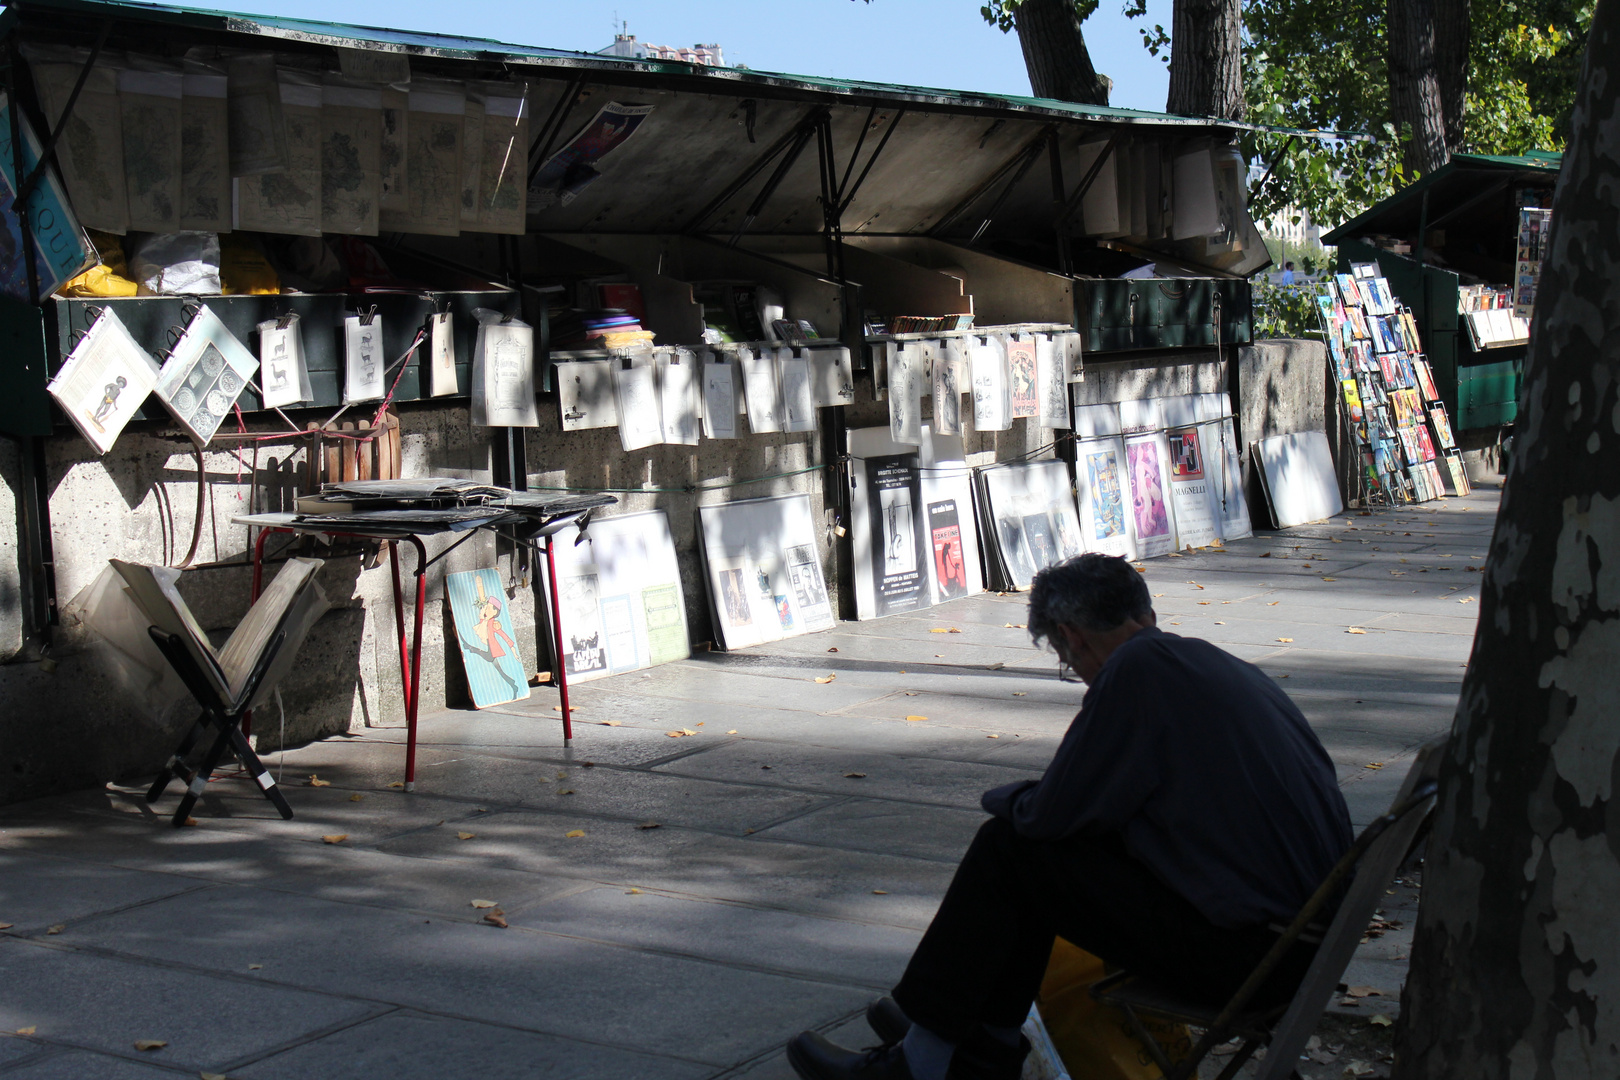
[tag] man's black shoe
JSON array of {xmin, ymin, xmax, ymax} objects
[
  {"xmin": 865, "ymin": 997, "xmax": 910, "ymax": 1046},
  {"xmin": 786, "ymin": 1031, "xmax": 915, "ymax": 1080}
]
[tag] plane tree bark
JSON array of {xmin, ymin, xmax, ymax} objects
[
  {"xmin": 1433, "ymin": 0, "xmax": 1470, "ymax": 152},
  {"xmin": 1388, "ymin": 0, "xmax": 1451, "ymax": 175},
  {"xmin": 1394, "ymin": 3, "xmax": 1620, "ymax": 1076},
  {"xmin": 1166, "ymin": 0, "xmax": 1244, "ymax": 120},
  {"xmin": 1012, "ymin": 0, "xmax": 1112, "ymax": 106}
]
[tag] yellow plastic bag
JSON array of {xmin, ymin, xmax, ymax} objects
[
  {"xmin": 57, "ymin": 229, "xmax": 139, "ymax": 297},
  {"xmin": 1037, "ymin": 938, "xmax": 1193, "ymax": 1080}
]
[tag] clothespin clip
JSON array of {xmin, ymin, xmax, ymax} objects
[{"xmin": 276, "ymin": 312, "xmax": 296, "ymax": 331}]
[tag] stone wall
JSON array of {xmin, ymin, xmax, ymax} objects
[{"xmin": 0, "ymin": 339, "xmax": 1335, "ymax": 805}]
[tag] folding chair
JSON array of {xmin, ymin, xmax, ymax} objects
[
  {"xmin": 1091, "ymin": 737, "xmax": 1445, "ymax": 1080},
  {"xmin": 143, "ymin": 627, "xmax": 295, "ymax": 828}
]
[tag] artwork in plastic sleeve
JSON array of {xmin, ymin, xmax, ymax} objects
[
  {"xmin": 932, "ymin": 351, "xmax": 963, "ymax": 436},
  {"xmin": 1007, "ymin": 339, "xmax": 1038, "ymax": 419},
  {"xmin": 257, "ymin": 315, "xmax": 313, "ymax": 409},
  {"xmin": 970, "ymin": 340, "xmax": 1010, "ymax": 431},
  {"xmin": 1166, "ymin": 427, "xmax": 1217, "ymax": 549},
  {"xmin": 530, "ymin": 102, "xmax": 654, "ymax": 209},
  {"xmin": 559, "ymin": 571, "xmax": 608, "ymax": 677},
  {"xmin": 1127, "ymin": 441, "xmax": 1172, "ymax": 543},
  {"xmin": 786, "ymin": 544, "xmax": 835, "ymax": 630},
  {"xmin": 779, "ymin": 351, "xmax": 817, "ymax": 433},
  {"xmin": 428, "ymin": 312, "xmax": 458, "ymax": 397},
  {"xmin": 0, "ymin": 92, "xmax": 95, "ymax": 302},
  {"xmin": 47, "ymin": 308, "xmax": 161, "ymax": 455},
  {"xmin": 702, "ymin": 360, "xmax": 737, "ymax": 439},
  {"xmin": 642, "ymin": 584, "xmax": 688, "ymax": 667},
  {"xmin": 928, "ymin": 500, "xmax": 968, "ymax": 600},
  {"xmin": 343, "ymin": 315, "xmax": 386, "ymax": 403},
  {"xmin": 995, "ymin": 516, "xmax": 1036, "ymax": 586},
  {"xmin": 717, "ymin": 565, "xmax": 754, "ymax": 632},
  {"xmin": 600, "ymin": 594, "xmax": 639, "ymax": 671},
  {"xmin": 446, "ymin": 568, "xmax": 531, "ymax": 708},
  {"xmin": 1021, "ymin": 512, "xmax": 1058, "ymax": 570},
  {"xmin": 1036, "ymin": 335, "xmax": 1069, "ymax": 428},
  {"xmin": 866, "ymin": 456, "xmax": 928, "ymax": 617},
  {"xmin": 155, "ymin": 307, "xmax": 259, "ymax": 447},
  {"xmin": 1082, "ymin": 447, "xmax": 1133, "ymax": 556},
  {"xmin": 888, "ymin": 344, "xmax": 922, "ymax": 444}
]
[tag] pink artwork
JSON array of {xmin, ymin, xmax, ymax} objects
[{"xmin": 1127, "ymin": 442, "xmax": 1170, "ymax": 539}]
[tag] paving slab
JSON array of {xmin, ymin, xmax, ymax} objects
[{"xmin": 0, "ymin": 486, "xmax": 1499, "ymax": 1078}]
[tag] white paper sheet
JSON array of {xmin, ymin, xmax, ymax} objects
[
  {"xmin": 1073, "ymin": 402, "xmax": 1123, "ymax": 439},
  {"xmin": 741, "ymin": 348, "xmax": 782, "ymax": 434},
  {"xmin": 1256, "ymin": 431, "xmax": 1343, "ymax": 528},
  {"xmin": 613, "ymin": 354, "xmax": 663, "ymax": 451},
  {"xmin": 978, "ymin": 460, "xmax": 1084, "ymax": 591},
  {"xmin": 1035, "ymin": 334, "xmax": 1069, "ymax": 428},
  {"xmin": 970, "ymin": 338, "xmax": 1010, "ymax": 431},
  {"xmin": 659, "ymin": 348, "xmax": 700, "ymax": 445},
  {"xmin": 474, "ymin": 320, "xmax": 537, "ymax": 427},
  {"xmin": 428, "ymin": 312, "xmax": 457, "ymax": 396},
  {"xmin": 778, "ymin": 349, "xmax": 817, "ymax": 433},
  {"xmin": 557, "ymin": 360, "xmax": 618, "ymax": 430},
  {"xmin": 702, "ymin": 357, "xmax": 736, "ymax": 439},
  {"xmin": 888, "ymin": 342, "xmax": 922, "ymax": 444},
  {"xmin": 931, "ymin": 345, "xmax": 965, "ymax": 437},
  {"xmin": 809, "ymin": 346, "xmax": 854, "ymax": 407},
  {"xmin": 343, "ymin": 314, "xmax": 386, "ymax": 404},
  {"xmin": 256, "ymin": 314, "xmax": 313, "ymax": 409},
  {"xmin": 48, "ymin": 308, "xmax": 161, "ymax": 455}
]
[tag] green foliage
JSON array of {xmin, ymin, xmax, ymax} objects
[
  {"xmin": 1252, "ymin": 282, "xmax": 1325, "ymax": 340},
  {"xmin": 979, "ymin": 0, "xmax": 1098, "ymax": 34},
  {"xmin": 1238, "ymin": 0, "xmax": 1588, "ymax": 231},
  {"xmin": 1122, "ymin": 0, "xmax": 1170, "ymax": 62}
]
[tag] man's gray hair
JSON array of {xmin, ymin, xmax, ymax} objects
[{"xmin": 1027, "ymin": 554, "xmax": 1154, "ymax": 648}]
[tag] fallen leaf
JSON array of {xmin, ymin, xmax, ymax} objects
[
  {"xmin": 696, "ymin": 722, "xmax": 704, "ymax": 727},
  {"xmin": 551, "ymin": 705, "xmax": 579, "ymax": 713},
  {"xmin": 1344, "ymin": 1061, "xmax": 1375, "ymax": 1076},
  {"xmin": 1152, "ymin": 593, "xmax": 1166, "ymax": 598},
  {"xmin": 599, "ymin": 720, "xmax": 622, "ymax": 727},
  {"xmin": 626, "ymin": 888, "xmax": 642, "ymax": 894},
  {"xmin": 1346, "ymin": 986, "xmax": 1382, "ymax": 998},
  {"xmin": 1339, "ymin": 997, "xmax": 1361, "ymax": 1006},
  {"xmin": 248, "ymin": 964, "xmax": 262, "ymax": 970},
  {"xmin": 1322, "ymin": 577, "xmax": 1337, "ymax": 582},
  {"xmin": 456, "ymin": 832, "xmax": 476, "ymax": 840},
  {"xmin": 348, "ymin": 793, "xmax": 364, "ymax": 802},
  {"xmin": 844, "ymin": 772, "xmax": 867, "ymax": 779},
  {"xmin": 202, "ymin": 1073, "xmax": 229, "ymax": 1080},
  {"xmin": 827, "ymin": 646, "xmax": 839, "ymax": 652},
  {"xmin": 483, "ymin": 910, "xmax": 509, "ymax": 929},
  {"xmin": 321, "ymin": 834, "xmax": 347, "ymax": 844},
  {"xmin": 1366, "ymin": 762, "xmax": 1384, "ymax": 770},
  {"xmin": 726, "ymin": 729, "xmax": 738, "ymax": 734},
  {"xmin": 638, "ymin": 822, "xmax": 661, "ymax": 830},
  {"xmin": 15, "ymin": 1027, "xmax": 34, "ymax": 1036},
  {"xmin": 1459, "ymin": 596, "xmax": 1473, "ymax": 604},
  {"xmin": 387, "ymin": 781, "xmax": 405, "ymax": 790},
  {"xmin": 1301, "ymin": 563, "xmax": 1312, "ymax": 569},
  {"xmin": 1368, "ymin": 1015, "xmax": 1393, "ymax": 1027},
  {"xmin": 1268, "ymin": 601, "xmax": 1280, "ymax": 606},
  {"xmin": 0, "ymin": 923, "xmax": 12, "ymax": 930},
  {"xmin": 565, "ymin": 830, "xmax": 585, "ymax": 838},
  {"xmin": 45, "ymin": 924, "xmax": 64, "ymax": 935},
  {"xmin": 872, "ymin": 889, "xmax": 889, "ymax": 895},
  {"xmin": 134, "ymin": 1039, "xmax": 168, "ymax": 1051},
  {"xmin": 470, "ymin": 899, "xmax": 499, "ymax": 909},
  {"xmin": 1347, "ymin": 627, "xmax": 1367, "ymax": 634},
  {"xmin": 1012, "ymin": 692, "xmax": 1027, "ymax": 697},
  {"xmin": 1197, "ymin": 601, "xmax": 1211, "ymax": 605},
  {"xmin": 308, "ymin": 776, "xmax": 330, "ymax": 787},
  {"xmin": 814, "ymin": 674, "xmax": 837, "ymax": 684},
  {"xmin": 559, "ymin": 789, "xmax": 575, "ymax": 795},
  {"xmin": 1277, "ymin": 637, "xmax": 1293, "ymax": 643},
  {"xmin": 1003, "ymin": 623, "xmax": 1027, "ymax": 629},
  {"xmin": 1277, "ymin": 673, "xmax": 1289, "ymax": 678},
  {"xmin": 182, "ymin": 817, "xmax": 198, "ymax": 827},
  {"xmin": 1259, "ymin": 551, "xmax": 1271, "ymax": 558},
  {"xmin": 987, "ymin": 734, "xmax": 1000, "ymax": 739}
]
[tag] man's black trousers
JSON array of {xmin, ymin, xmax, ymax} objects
[{"xmin": 892, "ymin": 816, "xmax": 1317, "ymax": 1041}]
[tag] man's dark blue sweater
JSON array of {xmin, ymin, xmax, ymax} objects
[{"xmin": 981, "ymin": 626, "xmax": 1352, "ymax": 929}]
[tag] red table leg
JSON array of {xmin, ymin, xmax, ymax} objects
[
  {"xmin": 544, "ymin": 536, "xmax": 573, "ymax": 744},
  {"xmin": 391, "ymin": 535, "xmax": 428, "ymax": 791}
]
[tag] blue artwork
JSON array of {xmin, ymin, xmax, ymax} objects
[
  {"xmin": 446, "ymin": 568, "xmax": 530, "ymax": 709},
  {"xmin": 0, "ymin": 92, "xmax": 92, "ymax": 303}
]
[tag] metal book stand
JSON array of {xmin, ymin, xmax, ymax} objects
[{"xmin": 143, "ymin": 626, "xmax": 294, "ymax": 828}]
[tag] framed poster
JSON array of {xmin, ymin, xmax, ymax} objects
[
  {"xmin": 446, "ymin": 568, "xmax": 531, "ymax": 709},
  {"xmin": 698, "ymin": 493, "xmax": 834, "ymax": 649},
  {"xmin": 977, "ymin": 460, "xmax": 1084, "ymax": 591}
]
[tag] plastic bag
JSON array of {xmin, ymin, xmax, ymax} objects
[
  {"xmin": 127, "ymin": 231, "xmax": 221, "ymax": 295},
  {"xmin": 60, "ymin": 564, "xmax": 191, "ymax": 724},
  {"xmin": 1037, "ymin": 938, "xmax": 1192, "ymax": 1080}
]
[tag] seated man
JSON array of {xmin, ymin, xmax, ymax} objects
[{"xmin": 788, "ymin": 553, "xmax": 1352, "ymax": 1080}]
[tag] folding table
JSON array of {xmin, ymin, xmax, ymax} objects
[{"xmin": 235, "ymin": 491, "xmax": 614, "ymax": 791}]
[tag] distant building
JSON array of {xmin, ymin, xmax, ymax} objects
[
  {"xmin": 1262, "ymin": 205, "xmax": 1323, "ymax": 247},
  {"xmin": 600, "ymin": 33, "xmax": 725, "ymax": 67}
]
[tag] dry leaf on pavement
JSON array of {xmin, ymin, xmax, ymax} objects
[
  {"xmin": 565, "ymin": 830, "xmax": 585, "ymax": 838},
  {"xmin": 1003, "ymin": 623, "xmax": 1027, "ymax": 629},
  {"xmin": 14, "ymin": 1027, "xmax": 34, "ymax": 1036},
  {"xmin": 1277, "ymin": 637, "xmax": 1293, "ymax": 643},
  {"xmin": 348, "ymin": 793, "xmax": 364, "ymax": 802},
  {"xmin": 307, "ymin": 776, "xmax": 330, "ymax": 787},
  {"xmin": 387, "ymin": 781, "xmax": 405, "ymax": 790},
  {"xmin": 1012, "ymin": 692, "xmax": 1027, "ymax": 697},
  {"xmin": 1346, "ymin": 986, "xmax": 1381, "ymax": 997},
  {"xmin": 905, "ymin": 715, "xmax": 928, "ymax": 722},
  {"xmin": 814, "ymin": 674, "xmax": 837, "ymax": 683},
  {"xmin": 844, "ymin": 772, "xmax": 867, "ymax": 779},
  {"xmin": 551, "ymin": 705, "xmax": 579, "ymax": 713},
  {"xmin": 638, "ymin": 822, "xmax": 661, "ymax": 830},
  {"xmin": 726, "ymin": 729, "xmax": 738, "ymax": 734},
  {"xmin": 133, "ymin": 1040, "xmax": 167, "ymax": 1051},
  {"xmin": 0, "ymin": 923, "xmax": 12, "ymax": 930},
  {"xmin": 45, "ymin": 925, "xmax": 64, "ymax": 935},
  {"xmin": 483, "ymin": 910, "xmax": 509, "ymax": 929},
  {"xmin": 456, "ymin": 832, "xmax": 476, "ymax": 841},
  {"xmin": 1366, "ymin": 762, "xmax": 1384, "ymax": 770},
  {"xmin": 1368, "ymin": 1015, "xmax": 1393, "ymax": 1027},
  {"xmin": 1347, "ymin": 626, "xmax": 1367, "ymax": 634},
  {"xmin": 827, "ymin": 646, "xmax": 839, "ymax": 652},
  {"xmin": 321, "ymin": 835, "xmax": 347, "ymax": 844},
  {"xmin": 599, "ymin": 720, "xmax": 622, "ymax": 726},
  {"xmin": 470, "ymin": 899, "xmax": 498, "ymax": 909}
]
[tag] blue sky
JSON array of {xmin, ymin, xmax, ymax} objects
[{"xmin": 225, "ymin": 0, "xmax": 1174, "ymax": 113}]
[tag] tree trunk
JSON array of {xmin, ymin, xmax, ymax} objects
[
  {"xmin": 1014, "ymin": 0, "xmax": 1111, "ymax": 107},
  {"xmin": 1165, "ymin": 0, "xmax": 1245, "ymax": 120},
  {"xmin": 1387, "ymin": 0, "xmax": 1451, "ymax": 176},
  {"xmin": 1394, "ymin": 3, "xmax": 1620, "ymax": 1077},
  {"xmin": 1434, "ymin": 0, "xmax": 1471, "ymax": 152}
]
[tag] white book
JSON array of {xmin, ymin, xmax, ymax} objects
[
  {"xmin": 48, "ymin": 308, "xmax": 162, "ymax": 455},
  {"xmin": 111, "ymin": 556, "xmax": 328, "ymax": 711}
]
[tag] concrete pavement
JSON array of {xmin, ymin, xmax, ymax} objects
[{"xmin": 0, "ymin": 482, "xmax": 1498, "ymax": 1078}]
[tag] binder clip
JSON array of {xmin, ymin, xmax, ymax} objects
[{"xmin": 358, "ymin": 305, "xmax": 379, "ymax": 326}]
